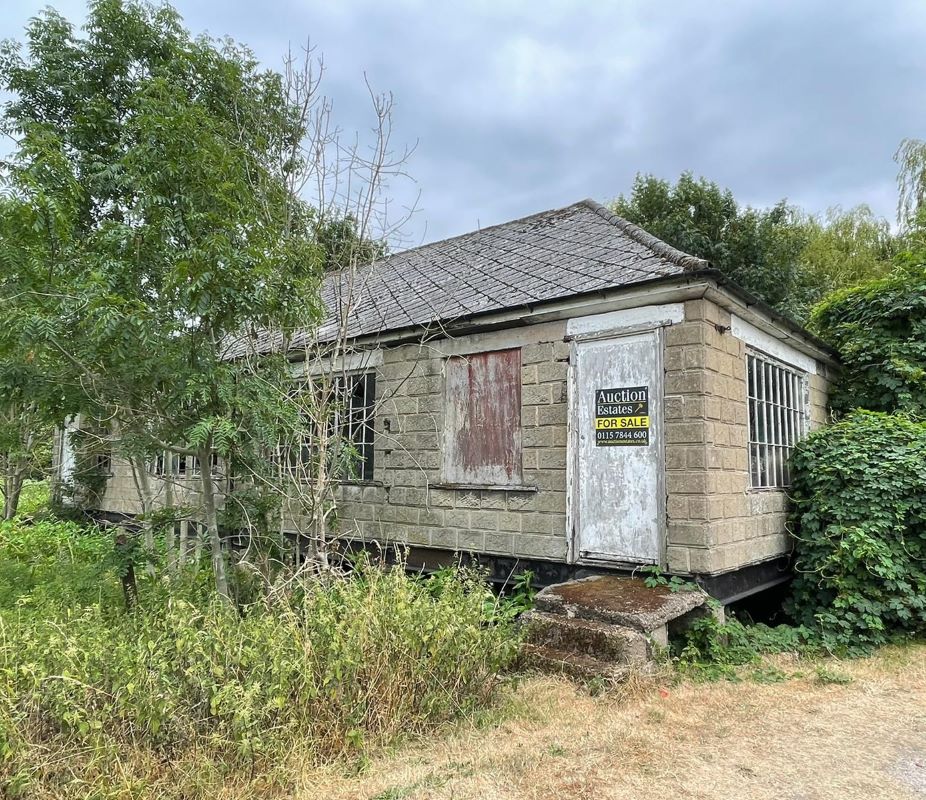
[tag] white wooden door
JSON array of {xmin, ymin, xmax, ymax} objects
[{"xmin": 571, "ymin": 330, "xmax": 664, "ymax": 564}]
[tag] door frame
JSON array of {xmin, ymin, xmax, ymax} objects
[{"xmin": 565, "ymin": 323, "xmax": 667, "ymax": 568}]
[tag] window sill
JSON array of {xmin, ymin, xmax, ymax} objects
[
  {"xmin": 746, "ymin": 486, "xmax": 790, "ymax": 493},
  {"xmin": 335, "ymin": 479, "xmax": 383, "ymax": 487},
  {"xmin": 430, "ymin": 482, "xmax": 539, "ymax": 493}
]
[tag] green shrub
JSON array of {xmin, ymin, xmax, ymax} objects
[
  {"xmin": 0, "ymin": 523, "xmax": 520, "ymax": 797},
  {"xmin": 9, "ymin": 480, "xmax": 50, "ymax": 517},
  {"xmin": 811, "ymin": 263, "xmax": 926, "ymax": 417},
  {"xmin": 0, "ymin": 518, "xmax": 122, "ymax": 612},
  {"xmin": 787, "ymin": 411, "xmax": 926, "ymax": 649},
  {"xmin": 675, "ymin": 610, "xmax": 819, "ymax": 681}
]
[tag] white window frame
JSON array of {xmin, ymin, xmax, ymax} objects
[
  {"xmin": 276, "ymin": 371, "xmax": 377, "ymax": 482},
  {"xmin": 152, "ymin": 451, "xmax": 220, "ymax": 479},
  {"xmin": 746, "ymin": 349, "xmax": 810, "ymax": 490}
]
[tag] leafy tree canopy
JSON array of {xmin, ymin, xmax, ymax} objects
[
  {"xmin": 0, "ymin": 0, "xmax": 327, "ymax": 595},
  {"xmin": 610, "ymin": 173, "xmax": 895, "ymax": 323},
  {"xmin": 314, "ymin": 212, "xmax": 387, "ymax": 273},
  {"xmin": 790, "ymin": 205, "xmax": 896, "ymax": 321},
  {"xmin": 611, "ymin": 172, "xmax": 810, "ymax": 314},
  {"xmin": 811, "ymin": 259, "xmax": 926, "ymax": 418},
  {"xmin": 0, "ymin": 193, "xmax": 74, "ymax": 518}
]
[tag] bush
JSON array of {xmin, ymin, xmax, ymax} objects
[
  {"xmin": 787, "ymin": 411, "xmax": 926, "ymax": 650},
  {"xmin": 0, "ymin": 519, "xmax": 520, "ymax": 798},
  {"xmin": 811, "ymin": 264, "xmax": 926, "ymax": 417},
  {"xmin": 9, "ymin": 480, "xmax": 50, "ymax": 517},
  {"xmin": 0, "ymin": 517, "xmax": 121, "ymax": 612},
  {"xmin": 675, "ymin": 613, "xmax": 819, "ymax": 681}
]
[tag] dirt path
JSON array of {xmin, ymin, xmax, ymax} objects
[{"xmin": 305, "ymin": 645, "xmax": 926, "ymax": 800}]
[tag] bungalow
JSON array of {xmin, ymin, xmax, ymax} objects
[{"xmin": 57, "ymin": 199, "xmax": 836, "ymax": 601}]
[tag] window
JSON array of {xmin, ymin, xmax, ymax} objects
[
  {"xmin": 443, "ymin": 349, "xmax": 522, "ymax": 486},
  {"xmin": 189, "ymin": 453, "xmax": 220, "ymax": 478},
  {"xmin": 277, "ymin": 372, "xmax": 376, "ymax": 482},
  {"xmin": 334, "ymin": 372, "xmax": 376, "ymax": 481},
  {"xmin": 747, "ymin": 351, "xmax": 808, "ymax": 489},
  {"xmin": 152, "ymin": 452, "xmax": 219, "ymax": 478},
  {"xmin": 94, "ymin": 451, "xmax": 112, "ymax": 475}
]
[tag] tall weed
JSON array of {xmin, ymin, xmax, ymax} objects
[{"xmin": 0, "ymin": 519, "xmax": 520, "ymax": 798}]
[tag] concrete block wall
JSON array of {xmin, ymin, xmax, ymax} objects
[
  {"xmin": 83, "ymin": 322, "xmax": 574, "ymax": 565},
  {"xmin": 99, "ymin": 458, "xmax": 145, "ymax": 514},
  {"xmin": 85, "ymin": 295, "xmax": 833, "ymax": 577},
  {"xmin": 664, "ymin": 298, "xmax": 831, "ymax": 576},
  {"xmin": 333, "ymin": 325, "xmax": 573, "ymax": 562},
  {"xmin": 99, "ymin": 458, "xmax": 206, "ymax": 516}
]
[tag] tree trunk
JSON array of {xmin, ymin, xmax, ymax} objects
[
  {"xmin": 193, "ymin": 523, "xmax": 203, "ymax": 564},
  {"xmin": 114, "ymin": 527, "xmax": 139, "ymax": 611},
  {"xmin": 129, "ymin": 455, "xmax": 157, "ymax": 577},
  {"xmin": 310, "ymin": 421, "xmax": 332, "ymax": 572},
  {"xmin": 164, "ymin": 452, "xmax": 178, "ymax": 573},
  {"xmin": 178, "ymin": 518, "xmax": 189, "ymax": 568},
  {"xmin": 3, "ymin": 463, "xmax": 25, "ymax": 520},
  {"xmin": 199, "ymin": 445, "xmax": 231, "ymax": 602}
]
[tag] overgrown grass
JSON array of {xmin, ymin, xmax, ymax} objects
[
  {"xmin": 4, "ymin": 480, "xmax": 51, "ymax": 518},
  {"xmin": 0, "ymin": 514, "xmax": 521, "ymax": 798}
]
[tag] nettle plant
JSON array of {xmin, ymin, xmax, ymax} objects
[{"xmin": 787, "ymin": 411, "xmax": 926, "ymax": 650}]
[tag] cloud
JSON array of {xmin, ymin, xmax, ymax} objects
[{"xmin": 3, "ymin": 0, "xmax": 925, "ymax": 244}]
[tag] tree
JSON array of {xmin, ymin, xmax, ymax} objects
[
  {"xmin": 811, "ymin": 261, "xmax": 926, "ymax": 418},
  {"xmin": 610, "ymin": 173, "xmax": 898, "ymax": 323},
  {"xmin": 895, "ymin": 138, "xmax": 926, "ymax": 235},
  {"xmin": 1, "ymin": 1, "xmax": 408, "ymax": 599},
  {"xmin": 0, "ymin": 0, "xmax": 323, "ymax": 599},
  {"xmin": 789, "ymin": 205, "xmax": 896, "ymax": 321},
  {"xmin": 610, "ymin": 172, "xmax": 810, "ymax": 314},
  {"xmin": 0, "ymin": 196, "xmax": 67, "ymax": 518},
  {"xmin": 314, "ymin": 212, "xmax": 387, "ymax": 273}
]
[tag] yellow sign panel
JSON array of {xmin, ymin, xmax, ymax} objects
[{"xmin": 595, "ymin": 415, "xmax": 650, "ymax": 430}]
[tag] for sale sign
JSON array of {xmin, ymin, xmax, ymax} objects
[{"xmin": 594, "ymin": 386, "xmax": 650, "ymax": 446}]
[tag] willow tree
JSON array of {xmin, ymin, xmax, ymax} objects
[
  {"xmin": 0, "ymin": 0, "xmax": 325, "ymax": 599},
  {"xmin": 896, "ymin": 139, "xmax": 926, "ymax": 225},
  {"xmin": 788, "ymin": 205, "xmax": 896, "ymax": 321}
]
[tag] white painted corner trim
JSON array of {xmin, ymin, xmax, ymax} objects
[
  {"xmin": 565, "ymin": 303, "xmax": 685, "ymax": 338},
  {"xmin": 731, "ymin": 315, "xmax": 818, "ymax": 375}
]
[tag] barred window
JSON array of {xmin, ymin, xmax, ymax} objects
[
  {"xmin": 334, "ymin": 372, "xmax": 376, "ymax": 481},
  {"xmin": 278, "ymin": 372, "xmax": 376, "ymax": 482},
  {"xmin": 747, "ymin": 351, "xmax": 808, "ymax": 489}
]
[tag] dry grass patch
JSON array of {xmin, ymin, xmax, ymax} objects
[{"xmin": 305, "ymin": 643, "xmax": 926, "ymax": 800}]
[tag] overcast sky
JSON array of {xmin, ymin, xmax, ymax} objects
[{"xmin": 4, "ymin": 0, "xmax": 926, "ymax": 247}]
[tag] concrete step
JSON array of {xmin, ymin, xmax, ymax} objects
[
  {"xmin": 520, "ymin": 643, "xmax": 633, "ymax": 683},
  {"xmin": 521, "ymin": 610, "xmax": 651, "ymax": 666},
  {"xmin": 534, "ymin": 574, "xmax": 706, "ymax": 645}
]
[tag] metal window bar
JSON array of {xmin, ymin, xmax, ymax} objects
[
  {"xmin": 746, "ymin": 352, "xmax": 808, "ymax": 489},
  {"xmin": 747, "ymin": 359, "xmax": 758, "ymax": 486},
  {"xmin": 281, "ymin": 372, "xmax": 375, "ymax": 481}
]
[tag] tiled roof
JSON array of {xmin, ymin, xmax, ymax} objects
[{"xmin": 229, "ymin": 199, "xmax": 709, "ymax": 355}]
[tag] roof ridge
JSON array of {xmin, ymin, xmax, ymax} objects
[
  {"xmin": 334, "ymin": 203, "xmax": 583, "ymax": 276},
  {"xmin": 579, "ymin": 198, "xmax": 710, "ymax": 271}
]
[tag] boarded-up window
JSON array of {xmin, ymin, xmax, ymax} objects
[{"xmin": 443, "ymin": 349, "xmax": 522, "ymax": 486}]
